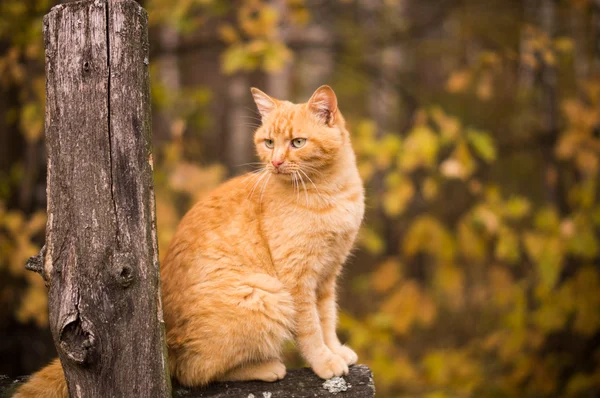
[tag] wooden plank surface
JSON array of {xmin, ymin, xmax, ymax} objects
[{"xmin": 2, "ymin": 365, "xmax": 375, "ymax": 398}]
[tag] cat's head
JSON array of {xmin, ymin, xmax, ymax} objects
[{"xmin": 251, "ymin": 85, "xmax": 347, "ymax": 178}]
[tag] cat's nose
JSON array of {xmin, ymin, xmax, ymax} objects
[{"xmin": 271, "ymin": 159, "xmax": 284, "ymax": 168}]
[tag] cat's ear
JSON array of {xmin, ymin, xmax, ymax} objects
[
  {"xmin": 307, "ymin": 85, "xmax": 338, "ymax": 126},
  {"xmin": 250, "ymin": 87, "xmax": 278, "ymax": 120}
]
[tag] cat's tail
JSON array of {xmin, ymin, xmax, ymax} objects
[{"xmin": 13, "ymin": 358, "xmax": 67, "ymax": 398}]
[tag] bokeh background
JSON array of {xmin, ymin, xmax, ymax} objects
[{"xmin": 2, "ymin": 0, "xmax": 600, "ymax": 396}]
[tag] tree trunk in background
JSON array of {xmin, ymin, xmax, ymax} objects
[
  {"xmin": 225, "ymin": 74, "xmax": 253, "ymax": 171},
  {"xmin": 518, "ymin": 0, "xmax": 537, "ymax": 91},
  {"xmin": 595, "ymin": 1, "xmax": 600, "ymax": 67},
  {"xmin": 42, "ymin": 0, "xmax": 170, "ymax": 395},
  {"xmin": 295, "ymin": 25, "xmax": 333, "ymax": 99},
  {"xmin": 155, "ymin": 25, "xmax": 181, "ymax": 143},
  {"xmin": 267, "ymin": 0, "xmax": 291, "ymax": 100},
  {"xmin": 538, "ymin": 0, "xmax": 562, "ymax": 207},
  {"xmin": 570, "ymin": 1, "xmax": 590, "ymax": 81},
  {"xmin": 540, "ymin": 0, "xmax": 557, "ymax": 136}
]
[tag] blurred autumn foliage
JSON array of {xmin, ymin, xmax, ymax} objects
[{"xmin": 1, "ymin": 0, "xmax": 600, "ymax": 396}]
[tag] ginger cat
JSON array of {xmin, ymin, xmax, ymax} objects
[{"xmin": 15, "ymin": 85, "xmax": 364, "ymax": 396}]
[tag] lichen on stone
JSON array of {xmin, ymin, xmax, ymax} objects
[{"xmin": 322, "ymin": 376, "xmax": 350, "ymax": 394}]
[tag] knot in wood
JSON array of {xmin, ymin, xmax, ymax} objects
[
  {"xmin": 82, "ymin": 60, "xmax": 91, "ymax": 75},
  {"xmin": 113, "ymin": 252, "xmax": 135, "ymax": 288},
  {"xmin": 59, "ymin": 314, "xmax": 96, "ymax": 365}
]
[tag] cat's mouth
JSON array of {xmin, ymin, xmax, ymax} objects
[
  {"xmin": 271, "ymin": 168, "xmax": 293, "ymax": 175},
  {"xmin": 269, "ymin": 165, "xmax": 296, "ymax": 175}
]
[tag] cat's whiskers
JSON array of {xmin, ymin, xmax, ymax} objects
[
  {"xmin": 237, "ymin": 162, "xmax": 267, "ymax": 168},
  {"xmin": 291, "ymin": 171, "xmax": 301, "ymax": 210},
  {"xmin": 299, "ymin": 164, "xmax": 325, "ymax": 178},
  {"xmin": 243, "ymin": 106, "xmax": 263, "ymax": 118},
  {"xmin": 297, "ymin": 171, "xmax": 310, "ymax": 207},
  {"xmin": 247, "ymin": 169, "xmax": 269, "ymax": 197},
  {"xmin": 298, "ymin": 168, "xmax": 342, "ymax": 208},
  {"xmin": 259, "ymin": 172, "xmax": 272, "ymax": 207},
  {"xmin": 243, "ymin": 168, "xmax": 267, "ymax": 189},
  {"xmin": 235, "ymin": 123, "xmax": 262, "ymax": 130}
]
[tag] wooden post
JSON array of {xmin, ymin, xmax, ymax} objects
[
  {"xmin": 2, "ymin": 366, "xmax": 375, "ymax": 397},
  {"xmin": 39, "ymin": 0, "xmax": 171, "ymax": 395}
]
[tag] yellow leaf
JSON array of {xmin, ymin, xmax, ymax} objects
[
  {"xmin": 534, "ymin": 206, "xmax": 560, "ymax": 234},
  {"xmin": 221, "ymin": 44, "xmax": 249, "ymax": 74},
  {"xmin": 418, "ymin": 292, "xmax": 437, "ymax": 326},
  {"xmin": 217, "ymin": 23, "xmax": 239, "ymax": 44},
  {"xmin": 446, "ymin": 69, "xmax": 471, "ymax": 93},
  {"xmin": 169, "ymin": 163, "xmax": 225, "ymax": 202},
  {"xmin": 533, "ymin": 295, "xmax": 568, "ymax": 333},
  {"xmin": 542, "ymin": 49, "xmax": 556, "ymax": 65},
  {"xmin": 359, "ymin": 226, "xmax": 385, "ymax": 254},
  {"xmin": 503, "ymin": 196, "xmax": 531, "ymax": 220},
  {"xmin": 554, "ymin": 37, "xmax": 574, "ymax": 53},
  {"xmin": 434, "ymin": 264, "xmax": 464, "ymax": 309},
  {"xmin": 457, "ymin": 220, "xmax": 486, "ymax": 262},
  {"xmin": 381, "ymin": 281, "xmax": 420, "ymax": 335},
  {"xmin": 440, "ymin": 140, "xmax": 476, "ymax": 180},
  {"xmin": 371, "ymin": 259, "xmax": 402, "ymax": 293},
  {"xmin": 565, "ymin": 373, "xmax": 598, "ymax": 397},
  {"xmin": 489, "ymin": 265, "xmax": 515, "ymax": 307},
  {"xmin": 394, "ymin": 354, "xmax": 418, "ymax": 382},
  {"xmin": 495, "ymin": 226, "xmax": 520, "ymax": 264},
  {"xmin": 524, "ymin": 232, "xmax": 564, "ymax": 289},
  {"xmin": 355, "ymin": 120, "xmax": 377, "ymax": 139},
  {"xmin": 403, "ymin": 216, "xmax": 455, "ymax": 262},
  {"xmin": 25, "ymin": 211, "xmax": 46, "ymax": 236},
  {"xmin": 422, "ymin": 351, "xmax": 448, "ymax": 386},
  {"xmin": 571, "ymin": 266, "xmax": 600, "ymax": 336},
  {"xmin": 20, "ymin": 102, "xmax": 43, "ymax": 143},
  {"xmin": 357, "ymin": 161, "xmax": 375, "ymax": 181},
  {"xmin": 376, "ymin": 134, "xmax": 402, "ymax": 170},
  {"xmin": 476, "ymin": 72, "xmax": 493, "ymax": 100},
  {"xmin": 399, "ymin": 126, "xmax": 439, "ymax": 172},
  {"xmin": 382, "ymin": 177, "xmax": 414, "ymax": 217},
  {"xmin": 422, "ymin": 177, "xmax": 438, "ymax": 201},
  {"xmin": 567, "ymin": 215, "xmax": 599, "ymax": 259},
  {"xmin": 575, "ymin": 149, "xmax": 599, "ymax": 175},
  {"xmin": 430, "ymin": 107, "xmax": 461, "ymax": 143},
  {"xmin": 262, "ymin": 41, "xmax": 292, "ymax": 72},
  {"xmin": 472, "ymin": 205, "xmax": 500, "ymax": 234}
]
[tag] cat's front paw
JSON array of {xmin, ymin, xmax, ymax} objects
[
  {"xmin": 311, "ymin": 352, "xmax": 349, "ymax": 379},
  {"xmin": 333, "ymin": 345, "xmax": 358, "ymax": 366}
]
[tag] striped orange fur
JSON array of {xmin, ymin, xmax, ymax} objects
[{"xmin": 15, "ymin": 85, "xmax": 364, "ymax": 396}]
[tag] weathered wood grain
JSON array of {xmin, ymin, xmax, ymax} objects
[
  {"xmin": 2, "ymin": 365, "xmax": 375, "ymax": 398},
  {"xmin": 41, "ymin": 0, "xmax": 170, "ymax": 396}
]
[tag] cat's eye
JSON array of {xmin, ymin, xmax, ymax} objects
[
  {"xmin": 291, "ymin": 138, "xmax": 306, "ymax": 148},
  {"xmin": 264, "ymin": 139, "xmax": 274, "ymax": 149}
]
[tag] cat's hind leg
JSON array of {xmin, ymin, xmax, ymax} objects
[
  {"xmin": 168, "ymin": 273, "xmax": 295, "ymax": 387},
  {"xmin": 218, "ymin": 359, "xmax": 286, "ymax": 382}
]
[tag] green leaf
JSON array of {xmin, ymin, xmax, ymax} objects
[
  {"xmin": 360, "ymin": 227, "xmax": 385, "ymax": 255},
  {"xmin": 399, "ymin": 126, "xmax": 439, "ymax": 172},
  {"xmin": 495, "ymin": 226, "xmax": 520, "ymax": 264},
  {"xmin": 524, "ymin": 233, "xmax": 564, "ymax": 290},
  {"xmin": 503, "ymin": 196, "xmax": 531, "ymax": 220},
  {"xmin": 466, "ymin": 128, "xmax": 496, "ymax": 163},
  {"xmin": 382, "ymin": 178, "xmax": 414, "ymax": 217},
  {"xmin": 221, "ymin": 44, "xmax": 249, "ymax": 74},
  {"xmin": 403, "ymin": 216, "xmax": 455, "ymax": 262}
]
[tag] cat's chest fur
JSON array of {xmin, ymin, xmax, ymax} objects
[{"xmin": 261, "ymin": 181, "xmax": 364, "ymax": 283}]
